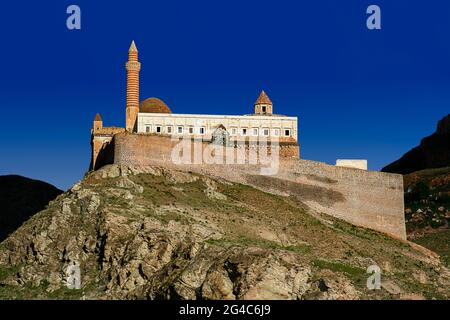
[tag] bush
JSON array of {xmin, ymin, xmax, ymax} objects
[{"xmin": 407, "ymin": 181, "xmax": 430, "ymax": 202}]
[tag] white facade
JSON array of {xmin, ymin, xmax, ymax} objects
[{"xmin": 137, "ymin": 113, "xmax": 298, "ymax": 141}]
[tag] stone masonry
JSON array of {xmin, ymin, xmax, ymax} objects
[{"xmin": 106, "ymin": 133, "xmax": 406, "ymax": 240}]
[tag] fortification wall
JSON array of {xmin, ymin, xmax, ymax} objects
[{"xmin": 110, "ymin": 133, "xmax": 406, "ymax": 239}]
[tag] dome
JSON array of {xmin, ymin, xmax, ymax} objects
[{"xmin": 139, "ymin": 97, "xmax": 172, "ymax": 114}]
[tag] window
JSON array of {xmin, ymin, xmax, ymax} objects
[
  {"xmin": 199, "ymin": 127, "xmax": 206, "ymax": 135},
  {"xmin": 231, "ymin": 127, "xmax": 237, "ymax": 136},
  {"xmin": 262, "ymin": 128, "xmax": 270, "ymax": 136},
  {"xmin": 188, "ymin": 127, "xmax": 194, "ymax": 135},
  {"xmin": 241, "ymin": 128, "xmax": 248, "ymax": 136},
  {"xmin": 177, "ymin": 126, "xmax": 184, "ymax": 134},
  {"xmin": 145, "ymin": 125, "xmax": 151, "ymax": 133},
  {"xmin": 166, "ymin": 126, "xmax": 173, "ymax": 134},
  {"xmin": 273, "ymin": 128, "xmax": 280, "ymax": 137},
  {"xmin": 252, "ymin": 128, "xmax": 259, "ymax": 136},
  {"xmin": 262, "ymin": 106, "xmax": 267, "ymax": 113},
  {"xmin": 156, "ymin": 126, "xmax": 162, "ymax": 133},
  {"xmin": 284, "ymin": 129, "xmax": 291, "ymax": 137}
]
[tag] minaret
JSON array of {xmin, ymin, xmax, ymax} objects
[
  {"xmin": 254, "ymin": 90, "xmax": 273, "ymax": 115},
  {"xmin": 125, "ymin": 40, "xmax": 141, "ymax": 132}
]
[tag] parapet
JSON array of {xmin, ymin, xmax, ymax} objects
[
  {"xmin": 336, "ymin": 159, "xmax": 368, "ymax": 170},
  {"xmin": 93, "ymin": 127, "xmax": 126, "ymax": 136}
]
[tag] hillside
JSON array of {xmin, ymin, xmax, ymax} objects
[
  {"xmin": 0, "ymin": 165, "xmax": 449, "ymax": 300},
  {"xmin": 383, "ymin": 114, "xmax": 450, "ymax": 174},
  {"xmin": 403, "ymin": 167, "xmax": 450, "ymax": 266},
  {"xmin": 0, "ymin": 175, "xmax": 63, "ymax": 242}
]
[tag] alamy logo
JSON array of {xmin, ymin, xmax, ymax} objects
[
  {"xmin": 66, "ymin": 5, "xmax": 382, "ymax": 32},
  {"xmin": 366, "ymin": 5, "xmax": 381, "ymax": 30},
  {"xmin": 66, "ymin": 5, "xmax": 81, "ymax": 30},
  {"xmin": 366, "ymin": 265, "xmax": 381, "ymax": 290},
  {"xmin": 170, "ymin": 135, "xmax": 280, "ymax": 176},
  {"xmin": 66, "ymin": 264, "xmax": 81, "ymax": 290}
]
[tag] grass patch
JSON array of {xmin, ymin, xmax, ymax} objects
[
  {"xmin": 313, "ymin": 259, "xmax": 365, "ymax": 277},
  {"xmin": 313, "ymin": 259, "xmax": 367, "ymax": 287},
  {"xmin": 206, "ymin": 236, "xmax": 311, "ymax": 255},
  {"xmin": 144, "ymin": 209, "xmax": 186, "ymax": 225},
  {"xmin": 414, "ymin": 230, "xmax": 450, "ymax": 267},
  {"xmin": 0, "ymin": 265, "xmax": 20, "ymax": 282}
]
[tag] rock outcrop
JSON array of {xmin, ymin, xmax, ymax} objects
[
  {"xmin": 0, "ymin": 165, "xmax": 449, "ymax": 300},
  {"xmin": 402, "ymin": 167, "xmax": 450, "ymax": 266},
  {"xmin": 383, "ymin": 114, "xmax": 450, "ymax": 174}
]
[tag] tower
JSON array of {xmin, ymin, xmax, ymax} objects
[
  {"xmin": 90, "ymin": 113, "xmax": 104, "ymax": 171},
  {"xmin": 125, "ymin": 40, "xmax": 141, "ymax": 132},
  {"xmin": 254, "ymin": 90, "xmax": 273, "ymax": 115},
  {"xmin": 93, "ymin": 113, "xmax": 103, "ymax": 133}
]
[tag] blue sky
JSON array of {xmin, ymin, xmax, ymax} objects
[{"xmin": 0, "ymin": 0, "xmax": 449, "ymax": 190}]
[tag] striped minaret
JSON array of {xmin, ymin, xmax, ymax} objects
[{"xmin": 125, "ymin": 40, "xmax": 141, "ymax": 132}]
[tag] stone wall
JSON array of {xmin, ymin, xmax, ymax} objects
[
  {"xmin": 90, "ymin": 136, "xmax": 113, "ymax": 171},
  {"xmin": 108, "ymin": 133, "xmax": 405, "ymax": 239},
  {"xmin": 112, "ymin": 133, "xmax": 299, "ymax": 164},
  {"xmin": 336, "ymin": 159, "xmax": 368, "ymax": 170},
  {"xmin": 90, "ymin": 127, "xmax": 126, "ymax": 171}
]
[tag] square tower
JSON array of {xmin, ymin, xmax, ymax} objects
[{"xmin": 254, "ymin": 90, "xmax": 273, "ymax": 115}]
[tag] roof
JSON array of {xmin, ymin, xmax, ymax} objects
[
  {"xmin": 139, "ymin": 97, "xmax": 172, "ymax": 114},
  {"xmin": 254, "ymin": 90, "xmax": 273, "ymax": 105},
  {"xmin": 129, "ymin": 40, "xmax": 138, "ymax": 52},
  {"xmin": 94, "ymin": 113, "xmax": 102, "ymax": 121}
]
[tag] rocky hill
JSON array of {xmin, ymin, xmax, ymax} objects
[
  {"xmin": 403, "ymin": 167, "xmax": 450, "ymax": 266},
  {"xmin": 0, "ymin": 175, "xmax": 63, "ymax": 242},
  {"xmin": 382, "ymin": 114, "xmax": 450, "ymax": 266},
  {"xmin": 0, "ymin": 165, "xmax": 449, "ymax": 300},
  {"xmin": 382, "ymin": 114, "xmax": 450, "ymax": 174}
]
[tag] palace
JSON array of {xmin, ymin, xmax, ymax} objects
[
  {"xmin": 90, "ymin": 41, "xmax": 299, "ymax": 170},
  {"xmin": 88, "ymin": 41, "xmax": 406, "ymax": 240}
]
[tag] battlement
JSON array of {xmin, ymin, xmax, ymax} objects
[{"xmin": 92, "ymin": 126, "xmax": 125, "ymax": 136}]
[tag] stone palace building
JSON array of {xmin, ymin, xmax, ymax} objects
[
  {"xmin": 87, "ymin": 41, "xmax": 405, "ymax": 240},
  {"xmin": 90, "ymin": 41, "xmax": 299, "ymax": 170}
]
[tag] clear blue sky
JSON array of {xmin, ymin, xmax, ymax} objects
[{"xmin": 0, "ymin": 0, "xmax": 449, "ymax": 190}]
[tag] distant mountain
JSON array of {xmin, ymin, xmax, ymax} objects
[
  {"xmin": 382, "ymin": 114, "xmax": 450, "ymax": 174},
  {"xmin": 0, "ymin": 175, "xmax": 63, "ymax": 242}
]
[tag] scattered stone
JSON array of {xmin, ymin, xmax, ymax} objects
[
  {"xmin": 400, "ymin": 293, "xmax": 426, "ymax": 300},
  {"xmin": 382, "ymin": 280, "xmax": 403, "ymax": 295}
]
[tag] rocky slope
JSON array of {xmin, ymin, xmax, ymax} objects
[
  {"xmin": 382, "ymin": 114, "xmax": 450, "ymax": 174},
  {"xmin": 403, "ymin": 167, "xmax": 450, "ymax": 266},
  {"xmin": 0, "ymin": 175, "xmax": 63, "ymax": 242},
  {"xmin": 0, "ymin": 165, "xmax": 449, "ymax": 300}
]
